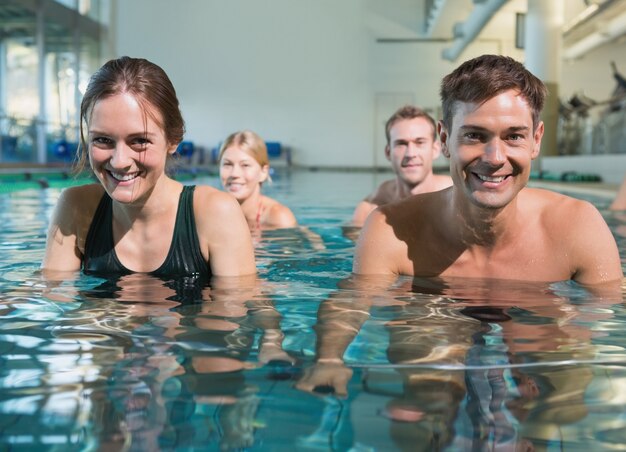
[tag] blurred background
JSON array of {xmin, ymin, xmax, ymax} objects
[{"xmin": 0, "ymin": 0, "xmax": 625, "ymax": 182}]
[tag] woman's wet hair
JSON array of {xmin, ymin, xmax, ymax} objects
[
  {"xmin": 218, "ymin": 130, "xmax": 269, "ymax": 168},
  {"xmin": 76, "ymin": 56, "xmax": 185, "ymax": 172},
  {"xmin": 440, "ymin": 54, "xmax": 548, "ymax": 131}
]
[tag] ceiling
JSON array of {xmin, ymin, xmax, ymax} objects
[
  {"xmin": 2, "ymin": 0, "xmax": 625, "ymax": 61},
  {"xmin": 366, "ymin": 0, "xmax": 626, "ymax": 61},
  {"xmin": 0, "ymin": 0, "xmax": 102, "ymax": 50}
]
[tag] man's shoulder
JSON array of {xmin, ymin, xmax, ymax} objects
[
  {"xmin": 521, "ymin": 187, "xmax": 601, "ymax": 232},
  {"xmin": 432, "ymin": 174, "xmax": 453, "ymax": 191},
  {"xmin": 365, "ymin": 179, "xmax": 398, "ymax": 205},
  {"xmin": 355, "ymin": 189, "xmax": 449, "ymax": 276},
  {"xmin": 379, "ymin": 189, "xmax": 447, "ymax": 225},
  {"xmin": 522, "ymin": 187, "xmax": 592, "ymax": 212}
]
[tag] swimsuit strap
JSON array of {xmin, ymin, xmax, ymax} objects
[
  {"xmin": 255, "ymin": 201, "xmax": 265, "ymax": 230},
  {"xmin": 83, "ymin": 186, "xmax": 209, "ymax": 279}
]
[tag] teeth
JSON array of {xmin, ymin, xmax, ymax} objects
[
  {"xmin": 477, "ymin": 174, "xmax": 505, "ymax": 183},
  {"xmin": 110, "ymin": 171, "xmax": 138, "ymax": 181}
]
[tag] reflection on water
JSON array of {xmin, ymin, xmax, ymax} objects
[{"xmin": 0, "ymin": 172, "xmax": 625, "ymax": 450}]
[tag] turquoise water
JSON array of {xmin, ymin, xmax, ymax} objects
[{"xmin": 0, "ymin": 169, "xmax": 625, "ymax": 451}]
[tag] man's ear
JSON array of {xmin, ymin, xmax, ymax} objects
[
  {"xmin": 531, "ymin": 121, "xmax": 544, "ymax": 160},
  {"xmin": 438, "ymin": 121, "xmax": 450, "ymax": 158},
  {"xmin": 384, "ymin": 145, "xmax": 391, "ymax": 161}
]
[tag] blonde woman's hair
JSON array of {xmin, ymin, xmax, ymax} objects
[
  {"xmin": 218, "ymin": 130, "xmax": 272, "ymax": 184},
  {"xmin": 218, "ymin": 130, "xmax": 269, "ymax": 167}
]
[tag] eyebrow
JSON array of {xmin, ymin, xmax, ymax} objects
[
  {"xmin": 222, "ymin": 157, "xmax": 252, "ymax": 162},
  {"xmin": 393, "ymin": 136, "xmax": 429, "ymax": 143},
  {"xmin": 459, "ymin": 125, "xmax": 530, "ymax": 133},
  {"xmin": 88, "ymin": 129, "xmax": 157, "ymax": 138}
]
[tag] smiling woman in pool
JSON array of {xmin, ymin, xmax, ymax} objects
[
  {"xmin": 218, "ymin": 130, "xmax": 297, "ymax": 230},
  {"xmin": 42, "ymin": 56, "xmax": 255, "ymax": 278}
]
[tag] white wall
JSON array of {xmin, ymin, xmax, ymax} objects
[
  {"xmin": 115, "ymin": 0, "xmax": 373, "ymax": 167},
  {"xmin": 113, "ymin": 0, "xmax": 626, "ymax": 169}
]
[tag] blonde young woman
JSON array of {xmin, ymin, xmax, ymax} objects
[{"xmin": 219, "ymin": 130, "xmax": 297, "ymax": 230}]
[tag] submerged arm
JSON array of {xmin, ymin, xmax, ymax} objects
[
  {"xmin": 295, "ymin": 294, "xmax": 369, "ymax": 396},
  {"xmin": 209, "ymin": 275, "xmax": 295, "ymax": 365},
  {"xmin": 295, "ymin": 275, "xmax": 395, "ymax": 396}
]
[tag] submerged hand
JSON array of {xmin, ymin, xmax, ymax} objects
[
  {"xmin": 295, "ymin": 361, "xmax": 353, "ymax": 397},
  {"xmin": 258, "ymin": 342, "xmax": 297, "ymax": 366}
]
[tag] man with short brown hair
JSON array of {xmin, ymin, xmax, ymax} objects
[
  {"xmin": 354, "ymin": 54, "xmax": 622, "ymax": 285},
  {"xmin": 351, "ymin": 105, "xmax": 451, "ymax": 226}
]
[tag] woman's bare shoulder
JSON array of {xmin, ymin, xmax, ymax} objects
[
  {"xmin": 265, "ymin": 197, "xmax": 297, "ymax": 228},
  {"xmin": 48, "ymin": 183, "xmax": 105, "ymax": 252},
  {"xmin": 192, "ymin": 185, "xmax": 246, "ymax": 235},
  {"xmin": 193, "ymin": 185, "xmax": 238, "ymax": 209},
  {"xmin": 53, "ymin": 184, "xmax": 105, "ymax": 223},
  {"xmin": 59, "ymin": 183, "xmax": 104, "ymax": 203}
]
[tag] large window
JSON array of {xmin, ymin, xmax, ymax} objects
[
  {"xmin": 2, "ymin": 40, "xmax": 38, "ymax": 163},
  {"xmin": 0, "ymin": 0, "xmax": 110, "ymax": 165}
]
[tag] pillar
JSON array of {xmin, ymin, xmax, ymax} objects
[
  {"xmin": 0, "ymin": 40, "xmax": 6, "ymax": 160},
  {"xmin": 525, "ymin": 0, "xmax": 563, "ymax": 161},
  {"xmin": 36, "ymin": 0, "xmax": 48, "ymax": 164}
]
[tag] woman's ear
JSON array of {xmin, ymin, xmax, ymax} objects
[{"xmin": 260, "ymin": 164, "xmax": 270, "ymax": 183}]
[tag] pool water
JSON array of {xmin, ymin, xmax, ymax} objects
[{"xmin": 0, "ymin": 169, "xmax": 625, "ymax": 451}]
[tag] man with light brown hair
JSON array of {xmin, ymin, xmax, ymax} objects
[{"xmin": 351, "ymin": 105, "xmax": 451, "ymax": 226}]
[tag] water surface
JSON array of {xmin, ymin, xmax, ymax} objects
[{"xmin": 0, "ymin": 169, "xmax": 625, "ymax": 450}]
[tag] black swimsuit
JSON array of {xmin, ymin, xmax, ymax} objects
[{"xmin": 83, "ymin": 185, "xmax": 210, "ymax": 279}]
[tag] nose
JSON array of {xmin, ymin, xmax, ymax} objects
[
  {"xmin": 110, "ymin": 143, "xmax": 133, "ymax": 168},
  {"xmin": 403, "ymin": 142, "xmax": 420, "ymax": 160},
  {"xmin": 483, "ymin": 138, "xmax": 506, "ymax": 166},
  {"xmin": 228, "ymin": 164, "xmax": 242, "ymax": 178}
]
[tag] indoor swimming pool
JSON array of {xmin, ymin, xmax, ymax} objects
[{"xmin": 0, "ymin": 169, "xmax": 625, "ymax": 451}]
